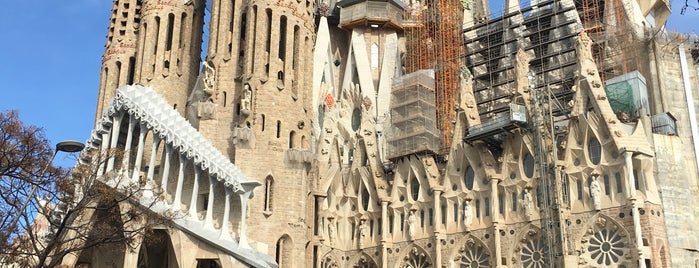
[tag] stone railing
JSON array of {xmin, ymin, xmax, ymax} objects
[{"xmin": 82, "ymin": 85, "xmax": 275, "ymax": 267}]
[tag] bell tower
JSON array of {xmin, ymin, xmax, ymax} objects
[
  {"xmin": 194, "ymin": 0, "xmax": 316, "ymax": 265},
  {"xmin": 95, "ymin": 0, "xmax": 205, "ymax": 121}
]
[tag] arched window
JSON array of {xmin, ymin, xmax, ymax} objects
[
  {"xmin": 276, "ymin": 235, "xmax": 293, "ymax": 267},
  {"xmin": 289, "ymin": 130, "xmax": 296, "ymax": 148},
  {"xmin": 588, "ymin": 136, "xmax": 601, "ymax": 165},
  {"xmin": 278, "ymin": 16, "xmax": 287, "ymax": 60},
  {"xmin": 165, "ymin": 13, "xmax": 174, "ymax": 51},
  {"xmin": 351, "ymin": 108, "xmax": 361, "ymax": 131},
  {"xmin": 361, "ymin": 186, "xmax": 370, "ymax": 211},
  {"xmin": 276, "ymin": 120, "xmax": 281, "ymax": 138},
  {"xmin": 523, "ymin": 153, "xmax": 535, "ymax": 178},
  {"xmin": 222, "ymin": 91, "xmax": 227, "ymax": 107},
  {"xmin": 261, "ymin": 114, "xmax": 266, "ymax": 131},
  {"xmin": 464, "ymin": 166, "xmax": 475, "ymax": 190},
  {"xmin": 264, "ymin": 176, "xmax": 274, "ymax": 213},
  {"xmin": 410, "ymin": 175, "xmax": 420, "ymax": 201}
]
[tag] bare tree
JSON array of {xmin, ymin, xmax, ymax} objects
[
  {"xmin": 0, "ymin": 111, "xmax": 172, "ymax": 268},
  {"xmin": 681, "ymin": 0, "xmax": 699, "ymax": 14}
]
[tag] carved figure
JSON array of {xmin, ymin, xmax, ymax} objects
[
  {"xmin": 459, "ymin": 66, "xmax": 471, "ymax": 90},
  {"xmin": 407, "ymin": 210, "xmax": 417, "ymax": 239},
  {"xmin": 522, "ymin": 189, "xmax": 533, "ymax": 218},
  {"xmin": 202, "ymin": 61, "xmax": 216, "ymax": 101},
  {"xmin": 357, "ymin": 219, "xmax": 368, "ymax": 248},
  {"xmin": 241, "ymin": 83, "xmax": 252, "ymax": 115},
  {"xmin": 327, "ymin": 217, "xmax": 337, "ymax": 245},
  {"xmin": 590, "ymin": 175, "xmax": 602, "ymax": 210},
  {"xmin": 463, "ymin": 200, "xmax": 473, "ymax": 228},
  {"xmin": 460, "ymin": 0, "xmax": 472, "ymax": 10}
]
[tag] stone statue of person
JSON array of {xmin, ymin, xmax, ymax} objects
[
  {"xmin": 358, "ymin": 219, "xmax": 368, "ymax": 238},
  {"xmin": 459, "ymin": 66, "xmax": 471, "ymax": 90},
  {"xmin": 327, "ymin": 217, "xmax": 337, "ymax": 245},
  {"xmin": 202, "ymin": 61, "xmax": 216, "ymax": 102},
  {"xmin": 522, "ymin": 189, "xmax": 533, "ymax": 218},
  {"xmin": 407, "ymin": 210, "xmax": 417, "ymax": 240},
  {"xmin": 590, "ymin": 175, "xmax": 602, "ymax": 210},
  {"xmin": 463, "ymin": 200, "xmax": 473, "ymax": 228},
  {"xmin": 240, "ymin": 83, "xmax": 252, "ymax": 115},
  {"xmin": 357, "ymin": 219, "xmax": 368, "ymax": 248}
]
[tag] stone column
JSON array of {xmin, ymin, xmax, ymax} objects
[
  {"xmin": 625, "ymin": 150, "xmax": 645, "ymax": 268},
  {"xmin": 491, "ymin": 177, "xmax": 502, "ymax": 266},
  {"xmin": 144, "ymin": 135, "xmax": 161, "ymax": 198},
  {"xmin": 380, "ymin": 201, "xmax": 389, "ymax": 267},
  {"xmin": 204, "ymin": 175, "xmax": 216, "ymax": 229},
  {"xmin": 238, "ymin": 189, "xmax": 253, "ymax": 248},
  {"xmin": 220, "ymin": 187, "xmax": 232, "ymax": 240},
  {"xmin": 493, "ymin": 223, "xmax": 502, "ymax": 267},
  {"xmin": 188, "ymin": 166, "xmax": 201, "ymax": 219},
  {"xmin": 172, "ymin": 154, "xmax": 188, "ymax": 211},
  {"xmin": 433, "ymin": 188, "xmax": 443, "ymax": 266},
  {"xmin": 106, "ymin": 112, "xmax": 123, "ymax": 171},
  {"xmin": 97, "ymin": 132, "xmax": 110, "ymax": 178},
  {"xmin": 130, "ymin": 123, "xmax": 147, "ymax": 183},
  {"xmin": 121, "ymin": 116, "xmax": 135, "ymax": 178},
  {"xmin": 160, "ymin": 144, "xmax": 172, "ymax": 189}
]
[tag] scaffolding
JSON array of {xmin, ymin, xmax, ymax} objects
[
  {"xmin": 462, "ymin": 0, "xmax": 581, "ymax": 127},
  {"xmin": 576, "ymin": 0, "xmax": 643, "ymax": 81},
  {"xmin": 403, "ymin": 0, "xmax": 464, "ymax": 154},
  {"xmin": 386, "ymin": 70, "xmax": 441, "ymax": 159}
]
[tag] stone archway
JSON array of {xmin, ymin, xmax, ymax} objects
[
  {"xmin": 320, "ymin": 252, "xmax": 340, "ymax": 268},
  {"xmin": 276, "ymin": 234, "xmax": 294, "ymax": 267},
  {"xmin": 137, "ymin": 229, "xmax": 178, "ymax": 268},
  {"xmin": 349, "ymin": 252, "xmax": 378, "ymax": 268}
]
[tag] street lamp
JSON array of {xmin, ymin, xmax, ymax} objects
[{"xmin": 8, "ymin": 140, "xmax": 85, "ymax": 232}]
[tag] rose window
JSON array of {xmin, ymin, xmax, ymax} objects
[
  {"xmin": 588, "ymin": 228, "xmax": 625, "ymax": 265},
  {"xmin": 457, "ymin": 247, "xmax": 490, "ymax": 268},
  {"xmin": 520, "ymin": 237, "xmax": 549, "ymax": 268}
]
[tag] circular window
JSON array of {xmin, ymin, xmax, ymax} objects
[
  {"xmin": 588, "ymin": 137, "xmax": 602, "ymax": 165},
  {"xmin": 456, "ymin": 245, "xmax": 490, "ymax": 268},
  {"xmin": 465, "ymin": 166, "xmax": 475, "ymax": 190},
  {"xmin": 351, "ymin": 108, "xmax": 361, "ymax": 131},
  {"xmin": 523, "ymin": 153, "xmax": 535, "ymax": 178},
  {"xmin": 521, "ymin": 237, "xmax": 549, "ymax": 268},
  {"xmin": 588, "ymin": 228, "xmax": 626, "ymax": 265}
]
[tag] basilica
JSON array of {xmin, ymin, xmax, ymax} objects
[{"xmin": 60, "ymin": 0, "xmax": 699, "ymax": 266}]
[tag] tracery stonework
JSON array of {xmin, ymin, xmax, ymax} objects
[{"xmin": 579, "ymin": 216, "xmax": 631, "ymax": 267}]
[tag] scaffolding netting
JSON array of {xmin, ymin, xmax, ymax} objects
[{"xmin": 386, "ymin": 70, "xmax": 441, "ymax": 159}]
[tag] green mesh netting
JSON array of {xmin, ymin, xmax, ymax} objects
[{"xmin": 605, "ymin": 81, "xmax": 635, "ymax": 115}]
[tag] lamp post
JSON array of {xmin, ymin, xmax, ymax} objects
[{"xmin": 8, "ymin": 140, "xmax": 85, "ymax": 233}]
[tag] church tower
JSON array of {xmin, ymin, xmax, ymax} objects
[
  {"xmin": 193, "ymin": 0, "xmax": 316, "ymax": 265},
  {"xmin": 95, "ymin": 0, "xmax": 205, "ymax": 120}
]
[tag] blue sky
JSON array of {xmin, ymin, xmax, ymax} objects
[{"xmin": 0, "ymin": 0, "xmax": 697, "ymax": 167}]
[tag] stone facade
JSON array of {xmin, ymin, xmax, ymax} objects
[{"xmin": 73, "ymin": 0, "xmax": 699, "ymax": 267}]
